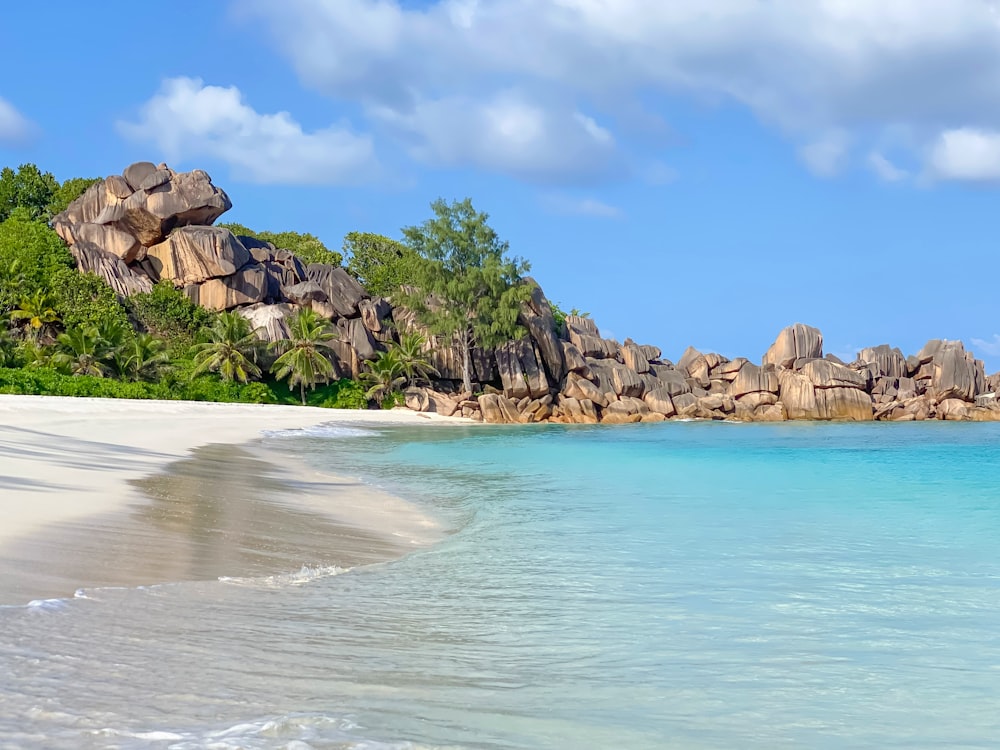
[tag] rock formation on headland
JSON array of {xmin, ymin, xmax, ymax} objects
[{"xmin": 53, "ymin": 162, "xmax": 1000, "ymax": 423}]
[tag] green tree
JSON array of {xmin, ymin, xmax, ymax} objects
[
  {"xmin": 360, "ymin": 349, "xmax": 406, "ymax": 407},
  {"xmin": 270, "ymin": 308, "xmax": 338, "ymax": 405},
  {"xmin": 0, "ymin": 164, "xmax": 59, "ymax": 223},
  {"xmin": 48, "ymin": 177, "xmax": 102, "ymax": 216},
  {"xmin": 190, "ymin": 311, "xmax": 262, "ymax": 383},
  {"xmin": 400, "ymin": 198, "xmax": 531, "ymax": 393},
  {"xmin": 116, "ymin": 333, "xmax": 171, "ymax": 381},
  {"xmin": 51, "ymin": 326, "xmax": 109, "ymax": 377},
  {"xmin": 10, "ymin": 289, "xmax": 60, "ymax": 340},
  {"xmin": 392, "ymin": 331, "xmax": 439, "ymax": 385},
  {"xmin": 343, "ymin": 231, "xmax": 417, "ymax": 297},
  {"xmin": 219, "ymin": 223, "xmax": 343, "ymax": 266}
]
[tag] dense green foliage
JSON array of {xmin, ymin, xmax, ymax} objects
[
  {"xmin": 343, "ymin": 231, "xmax": 418, "ymax": 297},
  {"xmin": 0, "ymin": 211, "xmax": 74, "ymax": 310},
  {"xmin": 400, "ymin": 198, "xmax": 531, "ymax": 392},
  {"xmin": 51, "ymin": 267, "xmax": 133, "ymax": 334},
  {"xmin": 0, "ymin": 161, "xmax": 554, "ymax": 411},
  {"xmin": 219, "ymin": 222, "xmax": 343, "ymax": 266},
  {"xmin": 0, "ymin": 164, "xmax": 60, "ymax": 223},
  {"xmin": 127, "ymin": 281, "xmax": 213, "ymax": 353}
]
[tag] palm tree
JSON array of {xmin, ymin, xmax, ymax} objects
[
  {"xmin": 393, "ymin": 331, "xmax": 439, "ymax": 385},
  {"xmin": 270, "ymin": 308, "xmax": 338, "ymax": 405},
  {"xmin": 10, "ymin": 290, "xmax": 59, "ymax": 340},
  {"xmin": 190, "ymin": 311, "xmax": 262, "ymax": 383},
  {"xmin": 360, "ymin": 348, "xmax": 407, "ymax": 407},
  {"xmin": 51, "ymin": 326, "xmax": 108, "ymax": 377},
  {"xmin": 118, "ymin": 333, "xmax": 171, "ymax": 381}
]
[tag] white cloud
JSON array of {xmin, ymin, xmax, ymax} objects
[
  {"xmin": 927, "ymin": 128, "xmax": 1000, "ymax": 182},
  {"xmin": 240, "ymin": 0, "xmax": 1000, "ymax": 184},
  {"xmin": 541, "ymin": 193, "xmax": 623, "ymax": 218},
  {"xmin": 868, "ymin": 152, "xmax": 909, "ymax": 182},
  {"xmin": 0, "ymin": 96, "xmax": 34, "ymax": 144},
  {"xmin": 972, "ymin": 334, "xmax": 1000, "ymax": 357},
  {"xmin": 118, "ymin": 77, "xmax": 378, "ymax": 185},
  {"xmin": 369, "ymin": 91, "xmax": 621, "ymax": 183}
]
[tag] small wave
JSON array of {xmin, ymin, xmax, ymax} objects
[
  {"xmin": 219, "ymin": 564, "xmax": 351, "ymax": 588},
  {"xmin": 91, "ymin": 713, "xmax": 432, "ymax": 749},
  {"xmin": 262, "ymin": 423, "xmax": 376, "ymax": 439}
]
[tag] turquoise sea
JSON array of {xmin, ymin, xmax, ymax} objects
[{"xmin": 3, "ymin": 422, "xmax": 1000, "ymax": 748}]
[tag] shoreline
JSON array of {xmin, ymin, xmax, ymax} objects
[{"xmin": 0, "ymin": 394, "xmax": 468, "ymax": 604}]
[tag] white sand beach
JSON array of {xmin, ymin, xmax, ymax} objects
[{"xmin": 0, "ymin": 395, "xmax": 467, "ymax": 603}]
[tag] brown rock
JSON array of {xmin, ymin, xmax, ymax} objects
[
  {"xmin": 519, "ymin": 280, "xmax": 565, "ymax": 383},
  {"xmin": 185, "ymin": 263, "xmax": 267, "ymax": 311},
  {"xmin": 620, "ymin": 344, "xmax": 651, "ymax": 374},
  {"xmin": 671, "ymin": 392, "xmax": 699, "ymax": 418},
  {"xmin": 561, "ymin": 341, "xmax": 590, "ymax": 375},
  {"xmin": 643, "ymin": 388, "xmax": 676, "ymax": 417},
  {"xmin": 801, "ymin": 359, "xmax": 868, "ymax": 390},
  {"xmin": 146, "ymin": 226, "xmax": 250, "ymax": 285},
  {"xmin": 479, "ymin": 393, "xmax": 505, "ymax": 423},
  {"xmin": 857, "ymin": 344, "xmax": 908, "ymax": 379},
  {"xmin": 306, "ymin": 264, "xmax": 369, "ymax": 318},
  {"xmin": 497, "ymin": 339, "xmax": 549, "ymax": 399},
  {"xmin": 730, "ymin": 362, "xmax": 779, "ymax": 398},
  {"xmin": 338, "ymin": 318, "xmax": 379, "ymax": 361},
  {"xmin": 763, "ymin": 323, "xmax": 823, "ymax": 368},
  {"xmin": 237, "ymin": 303, "xmax": 295, "ymax": 344},
  {"xmin": 563, "ymin": 372, "xmax": 609, "ymax": 408},
  {"xmin": 359, "ymin": 297, "xmax": 393, "ymax": 334},
  {"xmin": 69, "ymin": 241, "xmax": 153, "ymax": 298}
]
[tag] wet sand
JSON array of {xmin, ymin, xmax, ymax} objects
[{"xmin": 0, "ymin": 395, "xmax": 463, "ymax": 604}]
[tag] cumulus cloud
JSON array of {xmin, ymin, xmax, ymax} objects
[
  {"xmin": 239, "ymin": 0, "xmax": 1000, "ymax": 184},
  {"xmin": 926, "ymin": 128, "xmax": 1000, "ymax": 182},
  {"xmin": 118, "ymin": 77, "xmax": 378, "ymax": 185},
  {"xmin": 0, "ymin": 96, "xmax": 34, "ymax": 144},
  {"xmin": 972, "ymin": 334, "xmax": 1000, "ymax": 357},
  {"xmin": 541, "ymin": 193, "xmax": 623, "ymax": 219},
  {"xmin": 369, "ymin": 91, "xmax": 621, "ymax": 183}
]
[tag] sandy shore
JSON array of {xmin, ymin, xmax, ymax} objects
[{"xmin": 0, "ymin": 395, "xmax": 467, "ymax": 603}]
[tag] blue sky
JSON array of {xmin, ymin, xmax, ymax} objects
[{"xmin": 3, "ymin": 1, "xmax": 1000, "ymax": 370}]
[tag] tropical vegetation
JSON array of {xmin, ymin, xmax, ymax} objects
[{"xmin": 0, "ymin": 161, "xmax": 552, "ymax": 410}]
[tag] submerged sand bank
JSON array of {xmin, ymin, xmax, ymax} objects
[{"xmin": 0, "ymin": 395, "xmax": 466, "ymax": 603}]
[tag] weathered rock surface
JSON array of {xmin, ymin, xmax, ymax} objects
[
  {"xmin": 763, "ymin": 323, "xmax": 823, "ymax": 368},
  {"xmin": 146, "ymin": 226, "xmax": 250, "ymax": 286},
  {"xmin": 70, "ymin": 241, "xmax": 153, "ymax": 297},
  {"xmin": 306, "ymin": 264, "xmax": 368, "ymax": 318},
  {"xmin": 185, "ymin": 263, "xmax": 267, "ymax": 311}
]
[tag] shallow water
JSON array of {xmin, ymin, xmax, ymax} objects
[{"xmin": 3, "ymin": 422, "xmax": 1000, "ymax": 748}]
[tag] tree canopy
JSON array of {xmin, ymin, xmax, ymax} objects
[
  {"xmin": 343, "ymin": 231, "xmax": 418, "ymax": 298},
  {"xmin": 400, "ymin": 198, "xmax": 531, "ymax": 392}
]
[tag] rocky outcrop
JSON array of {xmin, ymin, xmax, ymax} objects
[
  {"xmin": 762, "ymin": 323, "xmax": 823, "ymax": 368},
  {"xmin": 57, "ymin": 161, "xmax": 1000, "ymax": 426},
  {"xmin": 54, "ymin": 163, "xmax": 231, "ymax": 249}
]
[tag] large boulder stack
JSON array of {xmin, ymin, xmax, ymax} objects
[{"xmin": 54, "ymin": 161, "xmax": 392, "ymax": 377}]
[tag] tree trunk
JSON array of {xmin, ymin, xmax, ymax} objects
[
  {"xmin": 300, "ymin": 380, "xmax": 306, "ymax": 406},
  {"xmin": 461, "ymin": 328, "xmax": 472, "ymax": 395}
]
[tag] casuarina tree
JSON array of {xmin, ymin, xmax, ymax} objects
[{"xmin": 400, "ymin": 198, "xmax": 531, "ymax": 394}]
